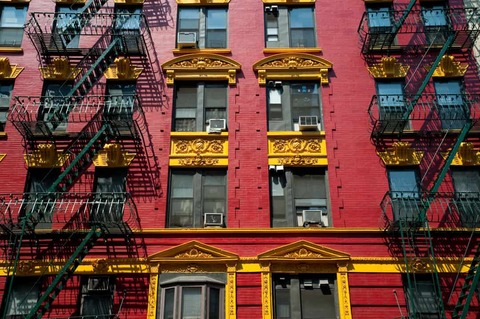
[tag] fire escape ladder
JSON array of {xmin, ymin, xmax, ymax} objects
[
  {"xmin": 26, "ymin": 227, "xmax": 104, "ymax": 319},
  {"xmin": 452, "ymin": 242, "xmax": 480, "ymax": 319}
]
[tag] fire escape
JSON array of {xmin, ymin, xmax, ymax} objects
[
  {"xmin": 359, "ymin": 2, "xmax": 480, "ymax": 319},
  {"xmin": 0, "ymin": 0, "xmax": 153, "ymax": 317}
]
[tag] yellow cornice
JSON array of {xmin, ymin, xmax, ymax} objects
[
  {"xmin": 0, "ymin": 57, "xmax": 23, "ymax": 79},
  {"xmin": 443, "ymin": 142, "xmax": 480, "ymax": 166},
  {"xmin": 113, "ymin": 0, "xmax": 145, "ymax": 4},
  {"xmin": 55, "ymin": 0, "xmax": 86, "ymax": 3},
  {"xmin": 176, "ymin": 0, "xmax": 229, "ymax": 4},
  {"xmin": 162, "ymin": 53, "xmax": 241, "ymax": 85},
  {"xmin": 170, "ymin": 132, "xmax": 228, "ymax": 167},
  {"xmin": 262, "ymin": 0, "xmax": 315, "ymax": 3},
  {"xmin": 92, "ymin": 143, "xmax": 136, "ymax": 167},
  {"xmin": 426, "ymin": 55, "xmax": 468, "ymax": 78},
  {"xmin": 368, "ymin": 57, "xmax": 409, "ymax": 79},
  {"xmin": 377, "ymin": 142, "xmax": 424, "ymax": 165},
  {"xmin": 0, "ymin": 0, "xmax": 30, "ymax": 2},
  {"xmin": 24, "ymin": 144, "xmax": 70, "ymax": 168},
  {"xmin": 253, "ymin": 53, "xmax": 332, "ymax": 85},
  {"xmin": 267, "ymin": 131, "xmax": 327, "ymax": 166},
  {"xmin": 104, "ymin": 57, "xmax": 143, "ymax": 80},
  {"xmin": 39, "ymin": 57, "xmax": 81, "ymax": 81}
]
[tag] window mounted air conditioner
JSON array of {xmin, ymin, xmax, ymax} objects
[
  {"xmin": 302, "ymin": 209, "xmax": 328, "ymax": 227},
  {"xmin": 207, "ymin": 119, "xmax": 227, "ymax": 133},
  {"xmin": 87, "ymin": 277, "xmax": 110, "ymax": 291},
  {"xmin": 204, "ymin": 213, "xmax": 224, "ymax": 227},
  {"xmin": 298, "ymin": 115, "xmax": 319, "ymax": 131},
  {"xmin": 177, "ymin": 32, "xmax": 197, "ymax": 49},
  {"xmin": 264, "ymin": 5, "xmax": 279, "ymax": 16}
]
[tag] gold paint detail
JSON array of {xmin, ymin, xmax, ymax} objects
[
  {"xmin": 0, "ymin": 154, "xmax": 5, "ymax": 162},
  {"xmin": 377, "ymin": 142, "xmax": 424, "ymax": 165},
  {"xmin": 253, "ymin": 53, "xmax": 333, "ymax": 85},
  {"xmin": 92, "ymin": 143, "xmax": 136, "ymax": 167},
  {"xmin": 176, "ymin": 0, "xmax": 229, "ymax": 3},
  {"xmin": 226, "ymin": 272, "xmax": 236, "ymax": 318},
  {"xmin": 173, "ymin": 48, "xmax": 232, "ymax": 54},
  {"xmin": 24, "ymin": 144, "xmax": 70, "ymax": 168},
  {"xmin": 147, "ymin": 274, "xmax": 158, "ymax": 319},
  {"xmin": 368, "ymin": 57, "xmax": 409, "ymax": 78},
  {"xmin": 446, "ymin": 142, "xmax": 480, "ymax": 166},
  {"xmin": 263, "ymin": 0, "xmax": 315, "ymax": 3},
  {"xmin": 17, "ymin": 261, "xmax": 35, "ymax": 274},
  {"xmin": 170, "ymin": 133, "xmax": 228, "ymax": 167},
  {"xmin": 427, "ymin": 55, "xmax": 468, "ymax": 78},
  {"xmin": 267, "ymin": 132, "xmax": 327, "ymax": 166},
  {"xmin": 0, "ymin": 57, "xmax": 23, "ymax": 79},
  {"xmin": 261, "ymin": 272, "xmax": 271, "ymax": 319},
  {"xmin": 39, "ymin": 57, "xmax": 81, "ymax": 80},
  {"xmin": 55, "ymin": 0, "xmax": 86, "ymax": 3},
  {"xmin": 148, "ymin": 240, "xmax": 239, "ymax": 263},
  {"xmin": 174, "ymin": 248, "xmax": 214, "ymax": 259},
  {"xmin": 92, "ymin": 259, "xmax": 109, "ymax": 273},
  {"xmin": 162, "ymin": 54, "xmax": 241, "ymax": 85},
  {"xmin": 411, "ymin": 258, "xmax": 428, "ymax": 271},
  {"xmin": 263, "ymin": 48, "xmax": 322, "ymax": 54},
  {"xmin": 337, "ymin": 272, "xmax": 352, "ymax": 319},
  {"xmin": 104, "ymin": 57, "xmax": 143, "ymax": 80},
  {"xmin": 114, "ymin": 0, "xmax": 145, "ymax": 4}
]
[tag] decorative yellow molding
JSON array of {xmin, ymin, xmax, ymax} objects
[
  {"xmin": 92, "ymin": 259, "xmax": 109, "ymax": 273},
  {"xmin": 114, "ymin": 0, "xmax": 145, "ymax": 4},
  {"xmin": 263, "ymin": 48, "xmax": 322, "ymax": 54},
  {"xmin": 55, "ymin": 0, "xmax": 86, "ymax": 3},
  {"xmin": 253, "ymin": 53, "xmax": 333, "ymax": 85},
  {"xmin": 0, "ymin": 57, "xmax": 23, "ymax": 79},
  {"xmin": 368, "ymin": 57, "xmax": 409, "ymax": 78},
  {"xmin": 24, "ymin": 144, "xmax": 70, "ymax": 168},
  {"xmin": 444, "ymin": 142, "xmax": 480, "ymax": 166},
  {"xmin": 39, "ymin": 57, "xmax": 81, "ymax": 81},
  {"xmin": 263, "ymin": 0, "xmax": 315, "ymax": 3},
  {"xmin": 0, "ymin": 0, "xmax": 30, "ymax": 3},
  {"xmin": 147, "ymin": 273, "xmax": 158, "ymax": 319},
  {"xmin": 176, "ymin": 0, "xmax": 229, "ymax": 3},
  {"xmin": 267, "ymin": 132, "xmax": 327, "ymax": 166},
  {"xmin": 261, "ymin": 271, "xmax": 272, "ymax": 319},
  {"xmin": 427, "ymin": 55, "xmax": 468, "ymax": 78},
  {"xmin": 377, "ymin": 142, "xmax": 424, "ymax": 165},
  {"xmin": 92, "ymin": 143, "xmax": 136, "ymax": 167},
  {"xmin": 170, "ymin": 132, "xmax": 228, "ymax": 167},
  {"xmin": 104, "ymin": 57, "xmax": 143, "ymax": 80},
  {"xmin": 337, "ymin": 272, "xmax": 352, "ymax": 319},
  {"xmin": 162, "ymin": 54, "xmax": 241, "ymax": 85},
  {"xmin": 0, "ymin": 154, "xmax": 5, "ymax": 163},
  {"xmin": 226, "ymin": 270, "xmax": 236, "ymax": 319},
  {"xmin": 173, "ymin": 48, "xmax": 231, "ymax": 54}
]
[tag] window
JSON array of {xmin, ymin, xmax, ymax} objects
[
  {"xmin": 2, "ymin": 277, "xmax": 40, "ymax": 319},
  {"xmin": 114, "ymin": 6, "xmax": 143, "ymax": 53},
  {"xmin": 434, "ymin": 79, "xmax": 467, "ymax": 130},
  {"xmin": 387, "ymin": 168, "xmax": 421, "ymax": 223},
  {"xmin": 365, "ymin": 3, "xmax": 394, "ymax": 48},
  {"xmin": 273, "ymin": 274, "xmax": 338, "ymax": 319},
  {"xmin": 270, "ymin": 168, "xmax": 328, "ymax": 227},
  {"xmin": 173, "ymin": 82, "xmax": 227, "ymax": 132},
  {"xmin": 55, "ymin": 5, "xmax": 82, "ymax": 48},
  {"xmin": 376, "ymin": 81, "xmax": 409, "ymax": 132},
  {"xmin": 267, "ymin": 81, "xmax": 321, "ymax": 132},
  {"xmin": 39, "ymin": 82, "xmax": 73, "ymax": 132},
  {"xmin": 0, "ymin": 82, "xmax": 13, "ymax": 132},
  {"xmin": 0, "ymin": 5, "xmax": 28, "ymax": 47},
  {"xmin": 404, "ymin": 276, "xmax": 441, "ymax": 319},
  {"xmin": 421, "ymin": 3, "xmax": 449, "ymax": 46},
  {"xmin": 158, "ymin": 273, "xmax": 225, "ymax": 319},
  {"xmin": 264, "ymin": 6, "xmax": 316, "ymax": 48},
  {"xmin": 79, "ymin": 276, "xmax": 115, "ymax": 318},
  {"xmin": 105, "ymin": 82, "xmax": 136, "ymax": 132},
  {"xmin": 168, "ymin": 169, "xmax": 226, "ymax": 228},
  {"xmin": 92, "ymin": 168, "xmax": 128, "ymax": 223},
  {"xmin": 451, "ymin": 168, "xmax": 480, "ymax": 227},
  {"xmin": 177, "ymin": 7, "xmax": 227, "ymax": 49}
]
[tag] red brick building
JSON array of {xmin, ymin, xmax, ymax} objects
[{"xmin": 0, "ymin": 0, "xmax": 479, "ymax": 318}]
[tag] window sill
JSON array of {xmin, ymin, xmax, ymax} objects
[
  {"xmin": 172, "ymin": 48, "xmax": 231, "ymax": 55},
  {"xmin": 263, "ymin": 47, "xmax": 322, "ymax": 54},
  {"xmin": 0, "ymin": 0, "xmax": 30, "ymax": 3},
  {"xmin": 0, "ymin": 132, "xmax": 7, "ymax": 138},
  {"xmin": 267, "ymin": 131, "xmax": 325, "ymax": 137},
  {"xmin": 0, "ymin": 47, "xmax": 23, "ymax": 53}
]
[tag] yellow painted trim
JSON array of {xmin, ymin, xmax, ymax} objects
[
  {"xmin": 176, "ymin": 0, "xmax": 229, "ymax": 4},
  {"xmin": 267, "ymin": 131, "xmax": 327, "ymax": 166},
  {"xmin": 263, "ymin": 48, "xmax": 322, "ymax": 54},
  {"xmin": 444, "ymin": 142, "xmax": 480, "ymax": 166},
  {"xmin": 368, "ymin": 57, "xmax": 409, "ymax": 79},
  {"xmin": 24, "ymin": 144, "xmax": 70, "ymax": 168},
  {"xmin": 0, "ymin": 0, "xmax": 30, "ymax": 2},
  {"xmin": 92, "ymin": 143, "xmax": 136, "ymax": 167},
  {"xmin": 0, "ymin": 154, "xmax": 5, "ymax": 162},
  {"xmin": 55, "ymin": 0, "xmax": 86, "ymax": 3},
  {"xmin": 104, "ymin": 57, "xmax": 143, "ymax": 80},
  {"xmin": 263, "ymin": 0, "xmax": 315, "ymax": 3},
  {"xmin": 173, "ymin": 48, "xmax": 231, "ymax": 54},
  {"xmin": 39, "ymin": 57, "xmax": 81, "ymax": 81},
  {"xmin": 0, "ymin": 48, "xmax": 23, "ymax": 53},
  {"xmin": 0, "ymin": 57, "xmax": 24, "ymax": 79},
  {"xmin": 253, "ymin": 53, "xmax": 333, "ymax": 85},
  {"xmin": 226, "ymin": 267, "xmax": 237, "ymax": 319},
  {"xmin": 377, "ymin": 142, "xmax": 424, "ymax": 166},
  {"xmin": 261, "ymin": 271, "xmax": 272, "ymax": 319},
  {"xmin": 162, "ymin": 54, "xmax": 241, "ymax": 85},
  {"xmin": 114, "ymin": 0, "xmax": 145, "ymax": 4},
  {"xmin": 427, "ymin": 55, "xmax": 468, "ymax": 78},
  {"xmin": 147, "ymin": 273, "xmax": 158, "ymax": 319},
  {"xmin": 170, "ymin": 132, "xmax": 228, "ymax": 167},
  {"xmin": 337, "ymin": 272, "xmax": 352, "ymax": 319}
]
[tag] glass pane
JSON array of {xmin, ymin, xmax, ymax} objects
[
  {"xmin": 422, "ymin": 6, "xmax": 447, "ymax": 26},
  {"xmin": 300, "ymin": 288, "xmax": 325, "ymax": 319},
  {"xmin": 178, "ymin": 8, "xmax": 200, "ymax": 31},
  {"xmin": 81, "ymin": 295, "xmax": 112, "ymax": 316},
  {"xmin": 289, "ymin": 8, "xmax": 314, "ymax": 28},
  {"xmin": 206, "ymin": 8, "xmax": 227, "ymax": 29},
  {"xmin": 163, "ymin": 288, "xmax": 175, "ymax": 319},
  {"xmin": 115, "ymin": 8, "xmax": 142, "ymax": 30},
  {"xmin": 367, "ymin": 7, "xmax": 392, "ymax": 28},
  {"xmin": 294, "ymin": 173, "xmax": 326, "ymax": 199},
  {"xmin": 205, "ymin": 84, "xmax": 227, "ymax": 108},
  {"xmin": 176, "ymin": 85, "xmax": 197, "ymax": 108},
  {"xmin": 0, "ymin": 84, "xmax": 12, "ymax": 108},
  {"xmin": 209, "ymin": 287, "xmax": 220, "ymax": 319},
  {"xmin": 388, "ymin": 169, "xmax": 419, "ymax": 197},
  {"xmin": 1, "ymin": 6, "xmax": 27, "ymax": 27},
  {"xmin": 0, "ymin": 28, "xmax": 24, "ymax": 46},
  {"xmin": 452, "ymin": 170, "xmax": 480, "ymax": 193},
  {"xmin": 175, "ymin": 118, "xmax": 196, "ymax": 132},
  {"xmin": 7, "ymin": 280, "xmax": 39, "ymax": 315},
  {"xmin": 205, "ymin": 108, "xmax": 227, "ymax": 122},
  {"xmin": 172, "ymin": 173, "xmax": 194, "ymax": 198},
  {"xmin": 290, "ymin": 29, "xmax": 315, "ymax": 48},
  {"xmin": 289, "ymin": 8, "xmax": 315, "ymax": 47},
  {"xmin": 181, "ymin": 287, "xmax": 202, "ymax": 319},
  {"xmin": 206, "ymin": 29, "xmax": 227, "ymax": 48},
  {"xmin": 274, "ymin": 278, "xmax": 291, "ymax": 319}
]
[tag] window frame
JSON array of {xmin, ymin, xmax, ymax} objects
[
  {"xmin": 387, "ymin": 167, "xmax": 422, "ymax": 223},
  {"xmin": 433, "ymin": 78, "xmax": 468, "ymax": 130},
  {"xmin": 177, "ymin": 6, "xmax": 228, "ymax": 49},
  {"xmin": 0, "ymin": 81, "xmax": 13, "ymax": 132},
  {"xmin": 451, "ymin": 167, "xmax": 480, "ymax": 227},
  {"xmin": 264, "ymin": 5, "xmax": 317, "ymax": 49},
  {"xmin": 1, "ymin": 277, "xmax": 41, "ymax": 318},
  {"xmin": 92, "ymin": 167, "xmax": 128, "ymax": 223},
  {"xmin": 404, "ymin": 275, "xmax": 442, "ymax": 319},
  {"xmin": 375, "ymin": 80, "xmax": 410, "ymax": 131},
  {"xmin": 0, "ymin": 4, "xmax": 28, "ymax": 48},
  {"xmin": 78, "ymin": 276, "xmax": 116, "ymax": 318},
  {"xmin": 39, "ymin": 81, "xmax": 74, "ymax": 132}
]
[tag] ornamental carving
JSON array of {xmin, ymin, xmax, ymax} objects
[
  {"xmin": 175, "ymin": 139, "xmax": 224, "ymax": 154},
  {"xmin": 39, "ymin": 57, "xmax": 81, "ymax": 80},
  {"xmin": 93, "ymin": 143, "xmax": 136, "ymax": 167},
  {"xmin": 178, "ymin": 155, "xmax": 220, "ymax": 166},
  {"xmin": 171, "ymin": 134, "xmax": 228, "ymax": 167},
  {"xmin": 162, "ymin": 54, "xmax": 241, "ymax": 85},
  {"xmin": 368, "ymin": 57, "xmax": 409, "ymax": 78},
  {"xmin": 338, "ymin": 272, "xmax": 353, "ymax": 319},
  {"xmin": 411, "ymin": 258, "xmax": 428, "ymax": 272},
  {"xmin": 174, "ymin": 248, "xmax": 214, "ymax": 259},
  {"xmin": 147, "ymin": 274, "xmax": 158, "ymax": 319},
  {"xmin": 104, "ymin": 57, "xmax": 143, "ymax": 80},
  {"xmin": 227, "ymin": 272, "xmax": 236, "ymax": 318},
  {"xmin": 17, "ymin": 260, "xmax": 35, "ymax": 274},
  {"xmin": 277, "ymin": 155, "xmax": 318, "ymax": 165},
  {"xmin": 268, "ymin": 134, "xmax": 326, "ymax": 166},
  {"xmin": 261, "ymin": 272, "xmax": 271, "ymax": 318},
  {"xmin": 428, "ymin": 55, "xmax": 468, "ymax": 78},
  {"xmin": 258, "ymin": 240, "xmax": 350, "ymax": 263},
  {"xmin": 253, "ymin": 53, "xmax": 333, "ymax": 85},
  {"xmin": 272, "ymin": 137, "xmax": 321, "ymax": 153},
  {"xmin": 447, "ymin": 142, "xmax": 480, "ymax": 166},
  {"xmin": 377, "ymin": 142, "xmax": 424, "ymax": 165},
  {"xmin": 24, "ymin": 143, "xmax": 70, "ymax": 168},
  {"xmin": 0, "ymin": 57, "xmax": 24, "ymax": 79},
  {"xmin": 92, "ymin": 259, "xmax": 109, "ymax": 273},
  {"xmin": 284, "ymin": 248, "xmax": 323, "ymax": 259}
]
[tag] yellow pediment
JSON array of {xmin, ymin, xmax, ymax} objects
[
  {"xmin": 149, "ymin": 240, "xmax": 239, "ymax": 263},
  {"xmin": 253, "ymin": 53, "xmax": 333, "ymax": 85},
  {"xmin": 162, "ymin": 54, "xmax": 241, "ymax": 85},
  {"xmin": 258, "ymin": 240, "xmax": 350, "ymax": 263},
  {"xmin": 427, "ymin": 55, "xmax": 468, "ymax": 78},
  {"xmin": 368, "ymin": 57, "xmax": 409, "ymax": 79}
]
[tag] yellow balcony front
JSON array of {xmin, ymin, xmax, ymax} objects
[
  {"xmin": 267, "ymin": 131, "xmax": 327, "ymax": 166},
  {"xmin": 170, "ymin": 132, "xmax": 229, "ymax": 167}
]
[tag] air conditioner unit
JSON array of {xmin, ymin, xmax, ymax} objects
[
  {"xmin": 264, "ymin": 5, "xmax": 279, "ymax": 15},
  {"xmin": 298, "ymin": 116, "xmax": 319, "ymax": 131},
  {"xmin": 177, "ymin": 32, "xmax": 197, "ymax": 49},
  {"xmin": 302, "ymin": 209, "xmax": 328, "ymax": 227},
  {"xmin": 207, "ymin": 119, "xmax": 227, "ymax": 133},
  {"xmin": 204, "ymin": 213, "xmax": 224, "ymax": 227},
  {"xmin": 87, "ymin": 277, "xmax": 110, "ymax": 291}
]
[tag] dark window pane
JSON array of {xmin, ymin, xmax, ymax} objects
[
  {"xmin": 289, "ymin": 8, "xmax": 315, "ymax": 47},
  {"xmin": 181, "ymin": 287, "xmax": 202, "ymax": 318},
  {"xmin": 178, "ymin": 8, "xmax": 200, "ymax": 31},
  {"xmin": 206, "ymin": 9, "xmax": 227, "ymax": 48},
  {"xmin": 163, "ymin": 288, "xmax": 175, "ymax": 319},
  {"xmin": 291, "ymin": 83, "xmax": 320, "ymax": 122},
  {"xmin": 209, "ymin": 287, "xmax": 220, "ymax": 319}
]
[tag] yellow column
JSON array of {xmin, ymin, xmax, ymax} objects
[
  {"xmin": 147, "ymin": 265, "xmax": 159, "ymax": 319},
  {"xmin": 336, "ymin": 262, "xmax": 352, "ymax": 319},
  {"xmin": 261, "ymin": 263, "xmax": 272, "ymax": 319}
]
